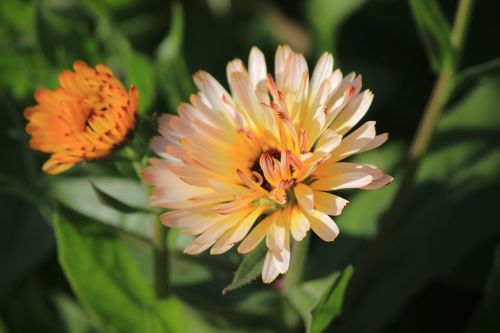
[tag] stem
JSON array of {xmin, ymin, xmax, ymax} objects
[
  {"xmin": 284, "ymin": 234, "xmax": 311, "ymax": 291},
  {"xmin": 450, "ymin": 0, "xmax": 474, "ymax": 63},
  {"xmin": 384, "ymin": 0, "xmax": 474, "ymax": 229},
  {"xmin": 125, "ymin": 145, "xmax": 170, "ymax": 298},
  {"xmin": 347, "ymin": 0, "xmax": 475, "ymax": 301},
  {"xmin": 153, "ymin": 214, "xmax": 170, "ymax": 298}
]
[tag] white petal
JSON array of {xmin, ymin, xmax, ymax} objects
[
  {"xmin": 330, "ymin": 90, "xmax": 373, "ymax": 135},
  {"xmin": 313, "ymin": 191, "xmax": 349, "ymax": 216},
  {"xmin": 304, "ymin": 210, "xmax": 339, "ymax": 242},
  {"xmin": 362, "ymin": 174, "xmax": 393, "ymax": 190},
  {"xmin": 311, "ymin": 173, "xmax": 373, "ymax": 191},
  {"xmin": 248, "ymin": 46, "xmax": 267, "ymax": 87},
  {"xmin": 310, "ymin": 52, "xmax": 334, "ymax": 100},
  {"xmin": 262, "ymin": 251, "xmax": 281, "ymax": 283},
  {"xmin": 290, "ymin": 205, "xmax": 310, "ymax": 241},
  {"xmin": 330, "ymin": 121, "xmax": 377, "ymax": 162}
]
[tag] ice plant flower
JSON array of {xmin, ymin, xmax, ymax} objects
[
  {"xmin": 24, "ymin": 61, "xmax": 139, "ymax": 174},
  {"xmin": 144, "ymin": 45, "xmax": 392, "ymax": 283}
]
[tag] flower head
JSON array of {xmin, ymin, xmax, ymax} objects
[
  {"xmin": 144, "ymin": 45, "xmax": 392, "ymax": 283},
  {"xmin": 25, "ymin": 61, "xmax": 139, "ymax": 174}
]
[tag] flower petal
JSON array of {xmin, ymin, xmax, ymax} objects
[
  {"xmin": 304, "ymin": 210, "xmax": 339, "ymax": 242},
  {"xmin": 313, "ymin": 191, "xmax": 349, "ymax": 216},
  {"xmin": 294, "ymin": 183, "xmax": 315, "ymax": 212}
]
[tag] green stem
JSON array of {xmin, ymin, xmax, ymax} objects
[
  {"xmin": 284, "ymin": 234, "xmax": 311, "ymax": 291},
  {"xmin": 124, "ymin": 145, "xmax": 170, "ymax": 298},
  {"xmin": 153, "ymin": 214, "xmax": 170, "ymax": 298},
  {"xmin": 384, "ymin": 0, "xmax": 475, "ymax": 229}
]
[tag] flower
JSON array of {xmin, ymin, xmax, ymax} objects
[
  {"xmin": 24, "ymin": 61, "xmax": 139, "ymax": 174},
  {"xmin": 143, "ymin": 45, "xmax": 392, "ymax": 283}
]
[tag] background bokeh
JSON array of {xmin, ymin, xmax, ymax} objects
[{"xmin": 1, "ymin": 0, "xmax": 500, "ymax": 332}]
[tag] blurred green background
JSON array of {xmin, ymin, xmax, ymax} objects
[{"xmin": 1, "ymin": 0, "xmax": 500, "ymax": 332}]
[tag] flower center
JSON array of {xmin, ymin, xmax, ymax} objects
[{"xmin": 250, "ymin": 149, "xmax": 281, "ymax": 191}]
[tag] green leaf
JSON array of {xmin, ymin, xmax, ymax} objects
[
  {"xmin": 310, "ymin": 266, "xmax": 354, "ymax": 333},
  {"xmin": 51, "ymin": 291, "xmax": 98, "ymax": 333},
  {"xmin": 155, "ymin": 3, "xmax": 193, "ymax": 111},
  {"xmin": 451, "ymin": 57, "xmax": 500, "ymax": 99},
  {"xmin": 408, "ymin": 0, "xmax": 454, "ymax": 72},
  {"xmin": 287, "ymin": 271, "xmax": 342, "ymax": 332},
  {"xmin": 222, "ymin": 242, "xmax": 266, "ymax": 294},
  {"xmin": 53, "ymin": 206, "xmax": 184, "ymax": 333},
  {"xmin": 124, "ymin": 50, "xmax": 156, "ymax": 115},
  {"xmin": 307, "ymin": 0, "xmax": 368, "ymax": 54},
  {"xmin": 90, "ymin": 181, "xmax": 152, "ymax": 214},
  {"xmin": 50, "ymin": 176, "xmax": 153, "ymax": 240}
]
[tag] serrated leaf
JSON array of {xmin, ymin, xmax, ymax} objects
[
  {"xmin": 310, "ymin": 266, "xmax": 354, "ymax": 333},
  {"xmin": 90, "ymin": 181, "xmax": 151, "ymax": 214},
  {"xmin": 223, "ymin": 242, "xmax": 266, "ymax": 294},
  {"xmin": 53, "ymin": 206, "xmax": 184, "ymax": 333},
  {"xmin": 408, "ymin": 0, "xmax": 454, "ymax": 72}
]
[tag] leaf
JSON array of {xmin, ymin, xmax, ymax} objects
[
  {"xmin": 50, "ymin": 176, "xmax": 153, "ymax": 240},
  {"xmin": 51, "ymin": 291, "xmax": 98, "ymax": 333},
  {"xmin": 310, "ymin": 266, "xmax": 354, "ymax": 333},
  {"xmin": 222, "ymin": 242, "xmax": 267, "ymax": 294},
  {"xmin": 336, "ymin": 78, "xmax": 500, "ymax": 333},
  {"xmin": 451, "ymin": 57, "xmax": 500, "ymax": 100},
  {"xmin": 408, "ymin": 0, "xmax": 454, "ymax": 72},
  {"xmin": 307, "ymin": 0, "xmax": 368, "ymax": 54},
  {"xmin": 53, "ymin": 206, "xmax": 184, "ymax": 333},
  {"xmin": 155, "ymin": 3, "xmax": 193, "ymax": 111},
  {"xmin": 124, "ymin": 50, "xmax": 156, "ymax": 115},
  {"xmin": 90, "ymin": 181, "xmax": 151, "ymax": 214},
  {"xmin": 287, "ymin": 271, "xmax": 342, "ymax": 332}
]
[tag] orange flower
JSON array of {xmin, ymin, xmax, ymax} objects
[{"xmin": 24, "ymin": 61, "xmax": 139, "ymax": 174}]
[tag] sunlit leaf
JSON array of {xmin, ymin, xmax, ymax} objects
[
  {"xmin": 90, "ymin": 181, "xmax": 152, "ymax": 214},
  {"xmin": 408, "ymin": 0, "xmax": 454, "ymax": 72},
  {"xmin": 54, "ymin": 206, "xmax": 184, "ymax": 332},
  {"xmin": 50, "ymin": 176, "xmax": 152, "ymax": 240}
]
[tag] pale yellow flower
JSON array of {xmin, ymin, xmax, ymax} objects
[{"xmin": 143, "ymin": 45, "xmax": 392, "ymax": 283}]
